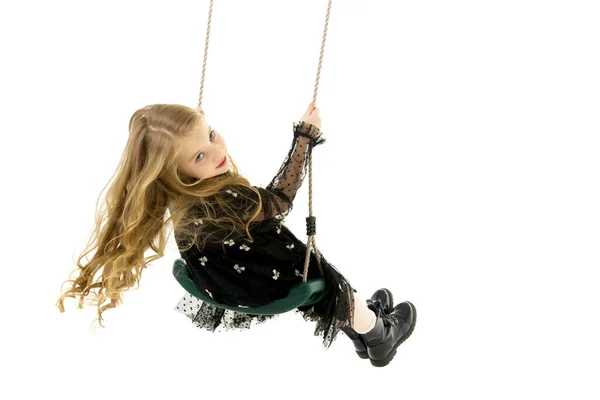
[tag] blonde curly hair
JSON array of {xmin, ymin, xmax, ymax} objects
[{"xmin": 57, "ymin": 104, "xmax": 263, "ymax": 326}]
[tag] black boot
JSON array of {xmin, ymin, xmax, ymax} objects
[
  {"xmin": 341, "ymin": 288, "xmax": 394, "ymax": 359},
  {"xmin": 361, "ymin": 301, "xmax": 417, "ymax": 367}
]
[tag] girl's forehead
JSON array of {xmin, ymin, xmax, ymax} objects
[
  {"xmin": 180, "ymin": 120, "xmax": 209, "ymax": 149},
  {"xmin": 190, "ymin": 119, "xmax": 208, "ymax": 133}
]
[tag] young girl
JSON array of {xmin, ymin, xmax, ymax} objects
[{"xmin": 57, "ymin": 102, "xmax": 416, "ymax": 367}]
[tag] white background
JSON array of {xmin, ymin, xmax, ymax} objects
[{"xmin": 1, "ymin": 0, "xmax": 599, "ymax": 398}]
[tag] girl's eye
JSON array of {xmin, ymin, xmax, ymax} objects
[{"xmin": 195, "ymin": 130, "xmax": 216, "ymax": 162}]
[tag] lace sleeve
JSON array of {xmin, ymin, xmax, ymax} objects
[{"xmin": 252, "ymin": 121, "xmax": 325, "ymax": 222}]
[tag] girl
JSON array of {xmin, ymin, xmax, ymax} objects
[{"xmin": 57, "ymin": 103, "xmax": 416, "ymax": 367}]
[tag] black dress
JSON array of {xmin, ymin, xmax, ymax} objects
[{"xmin": 174, "ymin": 122, "xmax": 355, "ymax": 348}]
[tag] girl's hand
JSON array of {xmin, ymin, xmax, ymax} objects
[{"xmin": 300, "ymin": 102, "xmax": 321, "ymax": 131}]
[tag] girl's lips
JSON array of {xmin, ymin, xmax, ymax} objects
[{"xmin": 217, "ymin": 156, "xmax": 227, "ymax": 168}]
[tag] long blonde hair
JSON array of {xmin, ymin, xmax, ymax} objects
[{"xmin": 57, "ymin": 104, "xmax": 263, "ymax": 325}]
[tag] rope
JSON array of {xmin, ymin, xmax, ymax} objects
[
  {"xmin": 197, "ymin": 0, "xmax": 333, "ymax": 283},
  {"xmin": 198, "ymin": 0, "xmax": 214, "ymax": 109},
  {"xmin": 312, "ymin": 0, "xmax": 332, "ymax": 105},
  {"xmin": 302, "ymin": 0, "xmax": 332, "ymax": 283}
]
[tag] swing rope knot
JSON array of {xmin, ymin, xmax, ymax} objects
[{"xmin": 306, "ymin": 216, "xmax": 317, "ymax": 236}]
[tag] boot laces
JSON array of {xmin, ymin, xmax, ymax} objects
[
  {"xmin": 368, "ymin": 299, "xmax": 407, "ymax": 327},
  {"xmin": 368, "ymin": 299, "xmax": 401, "ymax": 327},
  {"xmin": 383, "ymin": 310, "xmax": 406, "ymax": 327},
  {"xmin": 367, "ymin": 298, "xmax": 384, "ymax": 312}
]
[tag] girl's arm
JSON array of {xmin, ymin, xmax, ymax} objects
[{"xmin": 252, "ymin": 121, "xmax": 324, "ymax": 221}]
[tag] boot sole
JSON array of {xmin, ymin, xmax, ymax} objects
[
  {"xmin": 370, "ymin": 301, "xmax": 417, "ymax": 367},
  {"xmin": 356, "ymin": 288, "xmax": 394, "ymax": 360}
]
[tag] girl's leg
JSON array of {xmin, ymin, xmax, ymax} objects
[{"xmin": 350, "ymin": 293, "xmax": 377, "ymax": 334}]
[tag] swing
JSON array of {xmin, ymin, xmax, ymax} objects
[
  {"xmin": 173, "ymin": 258, "xmax": 326, "ymax": 314},
  {"xmin": 173, "ymin": 0, "xmax": 333, "ymax": 315}
]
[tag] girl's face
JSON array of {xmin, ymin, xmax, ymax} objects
[{"xmin": 177, "ymin": 119, "xmax": 229, "ymax": 180}]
